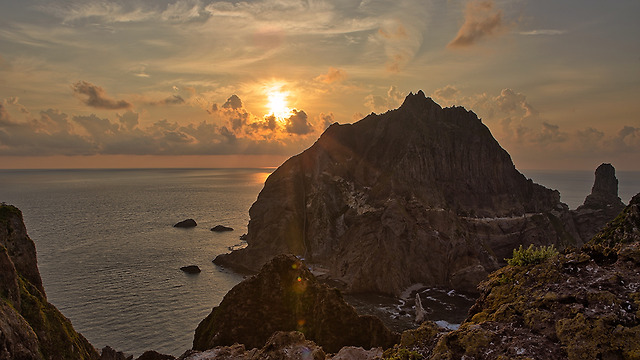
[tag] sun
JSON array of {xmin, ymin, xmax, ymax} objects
[{"xmin": 266, "ymin": 85, "xmax": 293, "ymax": 120}]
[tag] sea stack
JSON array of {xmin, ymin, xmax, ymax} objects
[{"xmin": 572, "ymin": 163, "xmax": 626, "ymax": 241}]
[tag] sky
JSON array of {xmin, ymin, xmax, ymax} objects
[{"xmin": 0, "ymin": 0, "xmax": 639, "ymax": 170}]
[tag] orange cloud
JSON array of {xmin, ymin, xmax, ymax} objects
[
  {"xmin": 314, "ymin": 67, "xmax": 347, "ymax": 84},
  {"xmin": 448, "ymin": 0, "xmax": 506, "ymax": 48},
  {"xmin": 72, "ymin": 81, "xmax": 133, "ymax": 110}
]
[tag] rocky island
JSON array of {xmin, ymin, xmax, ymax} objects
[{"xmin": 214, "ymin": 91, "xmax": 623, "ymax": 295}]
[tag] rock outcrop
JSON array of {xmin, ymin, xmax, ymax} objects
[
  {"xmin": 572, "ymin": 163, "xmax": 626, "ymax": 241},
  {"xmin": 194, "ymin": 254, "xmax": 399, "ymax": 353},
  {"xmin": 180, "ymin": 265, "xmax": 201, "ymax": 274},
  {"xmin": 386, "ymin": 193, "xmax": 640, "ymax": 359},
  {"xmin": 210, "ymin": 225, "xmax": 233, "ymax": 232},
  {"xmin": 215, "ymin": 92, "xmax": 619, "ymax": 295},
  {"xmin": 182, "ymin": 331, "xmax": 325, "ymax": 360},
  {"xmin": 0, "ymin": 204, "xmax": 100, "ymax": 360},
  {"xmin": 174, "ymin": 219, "xmax": 197, "ymax": 228}
]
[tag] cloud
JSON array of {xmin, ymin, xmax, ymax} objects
[
  {"xmin": 285, "ymin": 110, "xmax": 313, "ymax": 135},
  {"xmin": 317, "ymin": 112, "xmax": 336, "ymax": 130},
  {"xmin": 364, "ymin": 86, "xmax": 405, "ymax": 112},
  {"xmin": 433, "ymin": 85, "xmax": 460, "ymax": 101},
  {"xmin": 72, "ymin": 81, "xmax": 133, "ymax": 110},
  {"xmin": 519, "ymin": 29, "xmax": 566, "ymax": 36},
  {"xmin": 375, "ymin": 21, "xmax": 423, "ymax": 73},
  {"xmin": 222, "ymin": 94, "xmax": 243, "ymax": 110},
  {"xmin": 0, "ymin": 104, "xmax": 12, "ymax": 126},
  {"xmin": 448, "ymin": 0, "xmax": 506, "ymax": 48},
  {"xmin": 315, "ymin": 67, "xmax": 347, "ymax": 84},
  {"xmin": 40, "ymin": 2, "xmax": 154, "ymax": 24},
  {"xmin": 161, "ymin": 0, "xmax": 206, "ymax": 22},
  {"xmin": 154, "ymin": 95, "xmax": 186, "ymax": 106}
]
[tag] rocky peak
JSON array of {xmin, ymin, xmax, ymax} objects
[
  {"xmin": 579, "ymin": 163, "xmax": 624, "ymax": 210},
  {"xmin": 214, "ymin": 93, "xmax": 624, "ymax": 295}
]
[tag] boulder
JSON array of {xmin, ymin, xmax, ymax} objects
[
  {"xmin": 180, "ymin": 265, "xmax": 201, "ymax": 274},
  {"xmin": 174, "ymin": 219, "xmax": 197, "ymax": 228},
  {"xmin": 135, "ymin": 350, "xmax": 175, "ymax": 360},
  {"xmin": 194, "ymin": 254, "xmax": 399, "ymax": 353},
  {"xmin": 100, "ymin": 346, "xmax": 133, "ymax": 360},
  {"xmin": 210, "ymin": 225, "xmax": 234, "ymax": 232}
]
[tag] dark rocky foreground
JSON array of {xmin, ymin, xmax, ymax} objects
[
  {"xmin": 215, "ymin": 92, "xmax": 625, "ymax": 295},
  {"xmin": 0, "ymin": 204, "xmax": 99, "ymax": 360},
  {"xmin": 384, "ymin": 193, "xmax": 640, "ymax": 359},
  {"xmin": 193, "ymin": 254, "xmax": 399, "ymax": 353}
]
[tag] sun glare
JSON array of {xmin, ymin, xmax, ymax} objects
[{"xmin": 266, "ymin": 85, "xmax": 293, "ymax": 120}]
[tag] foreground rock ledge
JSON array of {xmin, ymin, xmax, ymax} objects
[
  {"xmin": 194, "ymin": 254, "xmax": 399, "ymax": 353},
  {"xmin": 385, "ymin": 193, "xmax": 640, "ymax": 359}
]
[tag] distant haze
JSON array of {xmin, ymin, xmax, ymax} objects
[{"xmin": 1, "ymin": 1, "xmax": 638, "ymax": 170}]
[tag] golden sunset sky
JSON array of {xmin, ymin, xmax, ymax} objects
[{"xmin": 1, "ymin": 0, "xmax": 638, "ymax": 169}]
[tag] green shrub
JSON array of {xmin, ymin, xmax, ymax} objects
[{"xmin": 506, "ymin": 244, "xmax": 558, "ymax": 266}]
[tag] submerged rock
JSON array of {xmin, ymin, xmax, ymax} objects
[
  {"xmin": 0, "ymin": 204, "xmax": 100, "ymax": 360},
  {"xmin": 194, "ymin": 254, "xmax": 399, "ymax": 353},
  {"xmin": 174, "ymin": 219, "xmax": 197, "ymax": 228},
  {"xmin": 180, "ymin": 265, "xmax": 201, "ymax": 274},
  {"xmin": 210, "ymin": 225, "xmax": 234, "ymax": 232},
  {"xmin": 387, "ymin": 194, "xmax": 640, "ymax": 359}
]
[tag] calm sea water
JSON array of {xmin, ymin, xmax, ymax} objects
[
  {"xmin": 0, "ymin": 168, "xmax": 638, "ymax": 356},
  {"xmin": 0, "ymin": 168, "xmax": 271, "ymax": 356}
]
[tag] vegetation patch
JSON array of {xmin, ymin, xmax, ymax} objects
[{"xmin": 506, "ymin": 244, "xmax": 559, "ymax": 266}]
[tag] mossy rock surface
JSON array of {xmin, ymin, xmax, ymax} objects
[{"xmin": 388, "ymin": 194, "xmax": 640, "ymax": 359}]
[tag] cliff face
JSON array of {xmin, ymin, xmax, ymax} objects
[
  {"xmin": 0, "ymin": 204, "xmax": 99, "ymax": 360},
  {"xmin": 215, "ymin": 92, "xmax": 606, "ymax": 295},
  {"xmin": 194, "ymin": 254, "xmax": 399, "ymax": 354},
  {"xmin": 386, "ymin": 193, "xmax": 640, "ymax": 360}
]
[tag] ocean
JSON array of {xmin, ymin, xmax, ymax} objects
[{"xmin": 0, "ymin": 168, "xmax": 639, "ymax": 356}]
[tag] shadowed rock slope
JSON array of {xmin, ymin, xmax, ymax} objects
[
  {"xmin": 0, "ymin": 204, "xmax": 100, "ymax": 360},
  {"xmin": 194, "ymin": 254, "xmax": 399, "ymax": 354},
  {"xmin": 385, "ymin": 193, "xmax": 640, "ymax": 359},
  {"xmin": 215, "ymin": 91, "xmax": 618, "ymax": 295}
]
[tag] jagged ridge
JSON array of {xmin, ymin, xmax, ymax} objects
[{"xmin": 215, "ymin": 92, "xmax": 597, "ymax": 295}]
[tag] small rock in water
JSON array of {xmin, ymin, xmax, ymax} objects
[
  {"xmin": 211, "ymin": 225, "xmax": 234, "ymax": 232},
  {"xmin": 174, "ymin": 219, "xmax": 197, "ymax": 228},
  {"xmin": 180, "ymin": 265, "xmax": 201, "ymax": 274}
]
